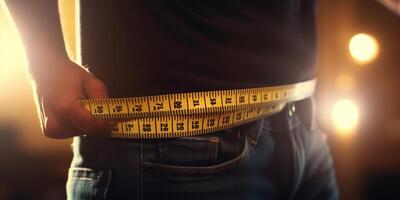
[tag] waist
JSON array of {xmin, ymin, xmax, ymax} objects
[{"xmin": 81, "ymin": 79, "xmax": 316, "ymax": 139}]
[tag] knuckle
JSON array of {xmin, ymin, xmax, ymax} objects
[
  {"xmin": 55, "ymin": 99, "xmax": 74, "ymax": 113},
  {"xmin": 68, "ymin": 114, "xmax": 94, "ymax": 132},
  {"xmin": 90, "ymin": 79, "xmax": 107, "ymax": 94},
  {"xmin": 43, "ymin": 117, "xmax": 78, "ymax": 139},
  {"xmin": 82, "ymin": 121, "xmax": 100, "ymax": 133},
  {"xmin": 43, "ymin": 120, "xmax": 60, "ymax": 138},
  {"xmin": 43, "ymin": 129, "xmax": 58, "ymax": 138},
  {"xmin": 77, "ymin": 122, "xmax": 91, "ymax": 132}
]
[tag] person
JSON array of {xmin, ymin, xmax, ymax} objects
[{"xmin": 8, "ymin": 0, "xmax": 397, "ymax": 199}]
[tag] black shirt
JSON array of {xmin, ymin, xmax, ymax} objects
[{"xmin": 79, "ymin": 0, "xmax": 317, "ymax": 97}]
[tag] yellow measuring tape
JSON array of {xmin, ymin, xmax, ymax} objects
[{"xmin": 81, "ymin": 79, "xmax": 316, "ymax": 139}]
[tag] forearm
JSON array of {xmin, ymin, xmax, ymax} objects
[{"xmin": 4, "ymin": 0, "xmax": 68, "ymax": 79}]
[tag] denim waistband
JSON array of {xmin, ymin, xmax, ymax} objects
[{"xmin": 70, "ymin": 97, "xmax": 313, "ymax": 169}]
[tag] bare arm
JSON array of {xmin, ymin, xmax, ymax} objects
[
  {"xmin": 4, "ymin": 0, "xmax": 67, "ymax": 70},
  {"xmin": 377, "ymin": 0, "xmax": 400, "ymax": 16},
  {"xmin": 4, "ymin": 0, "xmax": 109, "ymax": 138}
]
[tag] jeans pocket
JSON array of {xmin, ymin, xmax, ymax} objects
[
  {"xmin": 144, "ymin": 128, "xmax": 251, "ymax": 176},
  {"xmin": 66, "ymin": 167, "xmax": 112, "ymax": 200}
]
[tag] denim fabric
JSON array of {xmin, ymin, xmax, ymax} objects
[{"xmin": 66, "ymin": 98, "xmax": 339, "ymax": 200}]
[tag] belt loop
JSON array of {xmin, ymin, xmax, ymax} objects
[{"xmin": 293, "ymin": 97, "xmax": 314, "ymax": 130}]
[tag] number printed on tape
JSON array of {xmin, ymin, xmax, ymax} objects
[{"xmin": 81, "ymin": 79, "xmax": 316, "ymax": 139}]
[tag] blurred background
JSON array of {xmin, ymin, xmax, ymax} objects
[{"xmin": 0, "ymin": 0, "xmax": 399, "ymax": 199}]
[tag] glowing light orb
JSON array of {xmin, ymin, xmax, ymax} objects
[
  {"xmin": 331, "ymin": 99, "xmax": 359, "ymax": 134},
  {"xmin": 349, "ymin": 33, "xmax": 379, "ymax": 64}
]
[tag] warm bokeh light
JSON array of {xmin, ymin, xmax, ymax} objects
[
  {"xmin": 0, "ymin": 3, "xmax": 29, "ymax": 102},
  {"xmin": 332, "ymin": 99, "xmax": 360, "ymax": 134},
  {"xmin": 335, "ymin": 74, "xmax": 356, "ymax": 92},
  {"xmin": 349, "ymin": 33, "xmax": 379, "ymax": 64},
  {"xmin": 0, "ymin": 4, "xmax": 26, "ymax": 86},
  {"xmin": 0, "ymin": 3, "xmax": 71, "ymax": 152}
]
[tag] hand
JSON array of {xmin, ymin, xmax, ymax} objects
[{"xmin": 33, "ymin": 58, "xmax": 110, "ymax": 139}]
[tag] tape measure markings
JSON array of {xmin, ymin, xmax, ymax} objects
[
  {"xmin": 108, "ymin": 104, "xmax": 283, "ymax": 139},
  {"xmin": 81, "ymin": 80, "xmax": 315, "ymax": 120},
  {"xmin": 81, "ymin": 80, "xmax": 315, "ymax": 139}
]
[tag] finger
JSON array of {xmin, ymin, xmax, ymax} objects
[
  {"xmin": 81, "ymin": 75, "xmax": 111, "ymax": 129},
  {"xmin": 42, "ymin": 101, "xmax": 81, "ymax": 138},
  {"xmin": 83, "ymin": 75, "xmax": 110, "ymax": 99},
  {"xmin": 54, "ymin": 98, "xmax": 110, "ymax": 133}
]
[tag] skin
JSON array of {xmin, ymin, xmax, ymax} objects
[
  {"xmin": 4, "ymin": 0, "xmax": 399, "ymax": 139},
  {"xmin": 378, "ymin": 0, "xmax": 400, "ymax": 15},
  {"xmin": 4, "ymin": 0, "xmax": 110, "ymax": 139}
]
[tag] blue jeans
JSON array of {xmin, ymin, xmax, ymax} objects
[{"xmin": 66, "ymin": 99, "xmax": 339, "ymax": 200}]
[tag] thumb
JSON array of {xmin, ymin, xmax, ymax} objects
[
  {"xmin": 83, "ymin": 75, "xmax": 110, "ymax": 99},
  {"xmin": 82, "ymin": 75, "xmax": 111, "ymax": 130}
]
